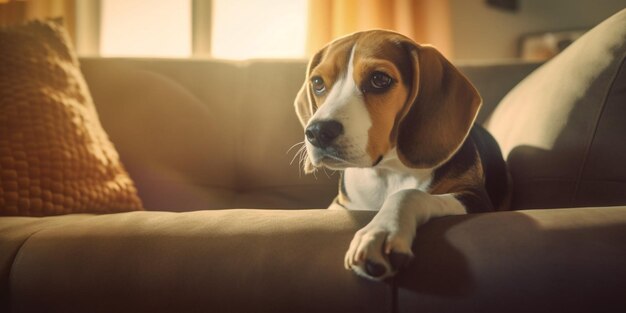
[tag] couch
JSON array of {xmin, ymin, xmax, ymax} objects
[
  {"xmin": 1, "ymin": 55, "xmax": 625, "ymax": 313},
  {"xmin": 6, "ymin": 8, "xmax": 626, "ymax": 310}
]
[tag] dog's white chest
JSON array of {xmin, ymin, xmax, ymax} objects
[{"xmin": 343, "ymin": 166, "xmax": 432, "ymax": 211}]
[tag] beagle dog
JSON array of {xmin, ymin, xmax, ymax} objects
[{"xmin": 294, "ymin": 30, "xmax": 509, "ymax": 281}]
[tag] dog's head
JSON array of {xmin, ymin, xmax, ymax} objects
[{"xmin": 295, "ymin": 30, "xmax": 481, "ymax": 173}]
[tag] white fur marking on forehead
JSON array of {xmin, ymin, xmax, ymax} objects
[
  {"xmin": 332, "ymin": 46, "xmax": 359, "ymax": 106},
  {"xmin": 343, "ymin": 45, "xmax": 357, "ymax": 95}
]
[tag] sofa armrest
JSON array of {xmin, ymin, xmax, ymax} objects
[
  {"xmin": 6, "ymin": 207, "xmax": 625, "ymax": 312},
  {"xmin": 5, "ymin": 209, "xmax": 390, "ymax": 313},
  {"xmin": 397, "ymin": 206, "xmax": 626, "ymax": 313}
]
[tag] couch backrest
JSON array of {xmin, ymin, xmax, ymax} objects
[
  {"xmin": 80, "ymin": 58, "xmax": 538, "ymax": 211},
  {"xmin": 80, "ymin": 58, "xmax": 336, "ymax": 210}
]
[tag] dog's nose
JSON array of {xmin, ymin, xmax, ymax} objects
[{"xmin": 305, "ymin": 120, "xmax": 343, "ymax": 148}]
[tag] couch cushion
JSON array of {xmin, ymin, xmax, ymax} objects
[
  {"xmin": 6, "ymin": 209, "xmax": 389, "ymax": 313},
  {"xmin": 0, "ymin": 20, "xmax": 143, "ymax": 216},
  {"xmin": 487, "ymin": 9, "xmax": 626, "ymax": 209}
]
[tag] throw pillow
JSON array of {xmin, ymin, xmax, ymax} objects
[
  {"xmin": 487, "ymin": 9, "xmax": 626, "ymax": 209},
  {"xmin": 0, "ymin": 20, "xmax": 143, "ymax": 216}
]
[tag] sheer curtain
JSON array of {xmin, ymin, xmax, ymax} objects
[
  {"xmin": 0, "ymin": 0, "xmax": 101, "ymax": 55},
  {"xmin": 0, "ymin": 0, "xmax": 75, "ymax": 38},
  {"xmin": 307, "ymin": 0, "xmax": 453, "ymax": 57},
  {"xmin": 2, "ymin": 0, "xmax": 452, "ymax": 58}
]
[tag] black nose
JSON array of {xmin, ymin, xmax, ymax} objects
[{"xmin": 305, "ymin": 120, "xmax": 343, "ymax": 148}]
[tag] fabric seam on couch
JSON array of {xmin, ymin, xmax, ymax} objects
[
  {"xmin": 571, "ymin": 51, "xmax": 626, "ymax": 204},
  {"xmin": 6, "ymin": 226, "xmax": 50, "ymax": 312},
  {"xmin": 7, "ymin": 217, "xmax": 98, "ymax": 297}
]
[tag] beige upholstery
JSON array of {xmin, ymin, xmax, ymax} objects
[
  {"xmin": 6, "ymin": 209, "xmax": 391, "ymax": 313},
  {"xmin": 3, "ymin": 207, "xmax": 626, "ymax": 313},
  {"xmin": 0, "ymin": 214, "xmax": 93, "ymax": 309},
  {"xmin": 488, "ymin": 9, "xmax": 626, "ymax": 209},
  {"xmin": 80, "ymin": 58, "xmax": 338, "ymax": 211},
  {"xmin": 397, "ymin": 206, "xmax": 626, "ymax": 313}
]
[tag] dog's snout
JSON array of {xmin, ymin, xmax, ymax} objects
[{"xmin": 305, "ymin": 120, "xmax": 343, "ymax": 148}]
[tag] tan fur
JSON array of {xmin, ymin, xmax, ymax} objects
[
  {"xmin": 308, "ymin": 38, "xmax": 354, "ymax": 107},
  {"xmin": 351, "ymin": 33, "xmax": 414, "ymax": 161},
  {"xmin": 294, "ymin": 36, "xmax": 353, "ymax": 126},
  {"xmin": 430, "ymin": 155, "xmax": 482, "ymax": 196},
  {"xmin": 295, "ymin": 37, "xmax": 353, "ymax": 172},
  {"xmin": 337, "ymin": 189, "xmax": 348, "ymax": 207},
  {"xmin": 397, "ymin": 45, "xmax": 482, "ymax": 169},
  {"xmin": 353, "ymin": 57, "xmax": 409, "ymax": 161},
  {"xmin": 294, "ymin": 36, "xmax": 357, "ymax": 174},
  {"xmin": 293, "ymin": 50, "xmax": 323, "ymax": 172},
  {"xmin": 295, "ymin": 30, "xmax": 481, "ymax": 171}
]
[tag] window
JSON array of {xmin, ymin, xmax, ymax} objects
[
  {"xmin": 211, "ymin": 0, "xmax": 307, "ymax": 59},
  {"xmin": 100, "ymin": 0, "xmax": 192, "ymax": 57},
  {"xmin": 97, "ymin": 0, "xmax": 307, "ymax": 59}
]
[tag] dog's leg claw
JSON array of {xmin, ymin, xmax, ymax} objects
[
  {"xmin": 365, "ymin": 260, "xmax": 387, "ymax": 278},
  {"xmin": 344, "ymin": 223, "xmax": 414, "ymax": 281}
]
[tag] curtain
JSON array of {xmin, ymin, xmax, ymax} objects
[
  {"xmin": 307, "ymin": 0, "xmax": 453, "ymax": 57},
  {"xmin": 0, "ymin": 0, "xmax": 76, "ymax": 41}
]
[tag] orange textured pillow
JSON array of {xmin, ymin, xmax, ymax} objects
[{"xmin": 0, "ymin": 20, "xmax": 143, "ymax": 216}]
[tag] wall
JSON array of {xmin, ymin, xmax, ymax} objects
[{"xmin": 450, "ymin": 0, "xmax": 626, "ymax": 61}]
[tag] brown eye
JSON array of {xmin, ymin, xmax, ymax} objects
[
  {"xmin": 311, "ymin": 76, "xmax": 326, "ymax": 95},
  {"xmin": 370, "ymin": 72, "xmax": 392, "ymax": 89}
]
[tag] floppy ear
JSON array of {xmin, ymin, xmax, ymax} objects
[
  {"xmin": 294, "ymin": 83, "xmax": 312, "ymax": 128},
  {"xmin": 396, "ymin": 44, "xmax": 482, "ymax": 169},
  {"xmin": 293, "ymin": 84, "xmax": 315, "ymax": 173},
  {"xmin": 294, "ymin": 48, "xmax": 326, "ymax": 173}
]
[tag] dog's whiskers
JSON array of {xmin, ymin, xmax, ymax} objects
[
  {"xmin": 297, "ymin": 147, "xmax": 309, "ymax": 177},
  {"xmin": 289, "ymin": 146, "xmax": 304, "ymax": 165},
  {"xmin": 288, "ymin": 141, "xmax": 306, "ymax": 165},
  {"xmin": 298, "ymin": 148, "xmax": 306, "ymax": 167},
  {"xmin": 287, "ymin": 141, "xmax": 312, "ymax": 177},
  {"xmin": 286, "ymin": 141, "xmax": 305, "ymax": 154},
  {"xmin": 322, "ymin": 167, "xmax": 335, "ymax": 178}
]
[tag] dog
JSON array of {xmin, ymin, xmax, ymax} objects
[{"xmin": 293, "ymin": 30, "xmax": 509, "ymax": 281}]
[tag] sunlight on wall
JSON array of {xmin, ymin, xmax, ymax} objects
[
  {"xmin": 211, "ymin": 0, "xmax": 307, "ymax": 60},
  {"xmin": 100, "ymin": 0, "xmax": 191, "ymax": 57}
]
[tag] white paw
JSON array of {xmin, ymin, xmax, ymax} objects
[{"xmin": 344, "ymin": 223, "xmax": 414, "ymax": 281}]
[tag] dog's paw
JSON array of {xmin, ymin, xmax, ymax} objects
[{"xmin": 344, "ymin": 223, "xmax": 414, "ymax": 281}]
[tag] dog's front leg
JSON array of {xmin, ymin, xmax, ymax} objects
[{"xmin": 344, "ymin": 189, "xmax": 466, "ymax": 280}]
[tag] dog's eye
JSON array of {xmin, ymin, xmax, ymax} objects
[
  {"xmin": 370, "ymin": 72, "xmax": 393, "ymax": 89},
  {"xmin": 310, "ymin": 76, "xmax": 326, "ymax": 95}
]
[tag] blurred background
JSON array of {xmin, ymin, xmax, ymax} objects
[{"xmin": 0, "ymin": 0, "xmax": 624, "ymax": 61}]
